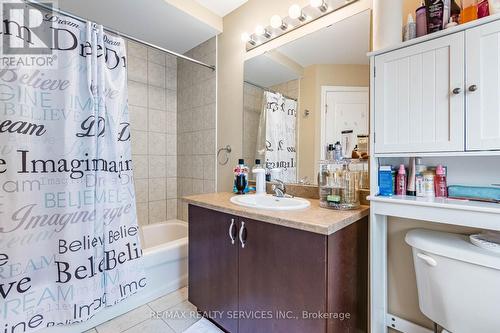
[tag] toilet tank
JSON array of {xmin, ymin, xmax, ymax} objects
[{"xmin": 405, "ymin": 229, "xmax": 500, "ymax": 333}]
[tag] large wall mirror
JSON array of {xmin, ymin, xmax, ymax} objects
[{"xmin": 243, "ymin": 9, "xmax": 371, "ymax": 184}]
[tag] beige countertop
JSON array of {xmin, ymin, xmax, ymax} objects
[{"xmin": 183, "ymin": 192, "xmax": 369, "ymax": 235}]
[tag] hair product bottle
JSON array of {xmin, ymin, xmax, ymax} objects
[
  {"xmin": 396, "ymin": 164, "xmax": 407, "ymax": 196},
  {"xmin": 434, "ymin": 164, "xmax": 448, "ymax": 197}
]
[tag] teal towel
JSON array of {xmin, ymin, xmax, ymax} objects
[{"xmin": 448, "ymin": 185, "xmax": 500, "ymax": 202}]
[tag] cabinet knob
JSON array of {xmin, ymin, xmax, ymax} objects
[
  {"xmin": 452, "ymin": 87, "xmax": 462, "ymax": 95},
  {"xmin": 239, "ymin": 222, "xmax": 247, "ymax": 249},
  {"xmin": 229, "ymin": 219, "xmax": 236, "ymax": 245},
  {"xmin": 468, "ymin": 84, "xmax": 478, "ymax": 92}
]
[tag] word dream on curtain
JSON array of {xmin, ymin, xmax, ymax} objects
[
  {"xmin": 0, "ymin": 4, "xmax": 145, "ymax": 332},
  {"xmin": 257, "ymin": 91, "xmax": 298, "ymax": 183}
]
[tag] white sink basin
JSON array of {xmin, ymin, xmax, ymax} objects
[{"xmin": 230, "ymin": 194, "xmax": 310, "ymax": 211}]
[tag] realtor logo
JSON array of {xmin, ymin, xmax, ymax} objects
[{"xmin": 0, "ymin": 0, "xmax": 56, "ymax": 68}]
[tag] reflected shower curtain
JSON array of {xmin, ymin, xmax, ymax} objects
[
  {"xmin": 256, "ymin": 91, "xmax": 297, "ymax": 183},
  {"xmin": 0, "ymin": 9, "xmax": 145, "ymax": 332}
]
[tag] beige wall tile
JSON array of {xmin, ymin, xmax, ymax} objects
[
  {"xmin": 192, "ymin": 179, "xmax": 204, "ymax": 195},
  {"xmin": 136, "ymin": 202, "xmax": 149, "ymax": 226},
  {"xmin": 131, "ymin": 130, "xmax": 148, "ymax": 155},
  {"xmin": 166, "ymin": 156, "xmax": 177, "ymax": 178},
  {"xmin": 132, "ymin": 155, "xmax": 148, "ymax": 179},
  {"xmin": 149, "ymin": 178, "xmax": 167, "ymax": 201},
  {"xmin": 166, "ymin": 133, "xmax": 177, "ymax": 156},
  {"xmin": 148, "ymin": 47, "xmax": 166, "ymax": 66},
  {"xmin": 148, "ymin": 86, "xmax": 166, "ymax": 111},
  {"xmin": 129, "ymin": 105, "xmax": 148, "ymax": 131},
  {"xmin": 128, "ymin": 81, "xmax": 148, "ymax": 107},
  {"xmin": 148, "ymin": 109, "xmax": 166, "ymax": 133},
  {"xmin": 127, "ymin": 41, "xmax": 147, "ymax": 59},
  {"xmin": 148, "ymin": 62, "xmax": 166, "ymax": 88},
  {"xmin": 148, "ymin": 155, "xmax": 166, "ymax": 178},
  {"xmin": 149, "ymin": 200, "xmax": 166, "ymax": 223},
  {"xmin": 166, "ymin": 112, "xmax": 177, "ymax": 134},
  {"xmin": 203, "ymin": 180, "xmax": 215, "ymax": 193},
  {"xmin": 167, "ymin": 199, "xmax": 177, "ymax": 220},
  {"xmin": 167, "ymin": 178, "xmax": 177, "ymax": 199},
  {"xmin": 134, "ymin": 179, "xmax": 149, "ymax": 203},
  {"xmin": 127, "ymin": 56, "xmax": 147, "ymax": 83},
  {"xmin": 148, "ymin": 132, "xmax": 166, "ymax": 155},
  {"xmin": 203, "ymin": 155, "xmax": 215, "ymax": 180}
]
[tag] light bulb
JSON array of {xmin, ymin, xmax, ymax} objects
[
  {"xmin": 241, "ymin": 32, "xmax": 256, "ymax": 45},
  {"xmin": 255, "ymin": 25, "xmax": 271, "ymax": 38},
  {"xmin": 270, "ymin": 15, "xmax": 287, "ymax": 30},
  {"xmin": 241, "ymin": 32, "xmax": 250, "ymax": 42},
  {"xmin": 310, "ymin": 0, "xmax": 328, "ymax": 12},
  {"xmin": 289, "ymin": 4, "xmax": 306, "ymax": 21}
]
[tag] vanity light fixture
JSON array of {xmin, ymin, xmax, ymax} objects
[
  {"xmin": 255, "ymin": 25, "xmax": 271, "ymax": 38},
  {"xmin": 289, "ymin": 4, "xmax": 307, "ymax": 22},
  {"xmin": 241, "ymin": 0, "xmax": 358, "ymax": 51},
  {"xmin": 270, "ymin": 15, "xmax": 288, "ymax": 30},
  {"xmin": 241, "ymin": 32, "xmax": 256, "ymax": 45},
  {"xmin": 310, "ymin": 0, "xmax": 328, "ymax": 12}
]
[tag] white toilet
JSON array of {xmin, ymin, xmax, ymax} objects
[{"xmin": 405, "ymin": 229, "xmax": 500, "ymax": 333}]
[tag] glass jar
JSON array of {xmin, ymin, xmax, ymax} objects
[{"xmin": 318, "ymin": 159, "xmax": 361, "ymax": 210}]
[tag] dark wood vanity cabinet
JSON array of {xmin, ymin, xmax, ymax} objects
[{"xmin": 188, "ymin": 204, "xmax": 368, "ymax": 333}]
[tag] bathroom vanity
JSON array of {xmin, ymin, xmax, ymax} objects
[{"xmin": 184, "ymin": 192, "xmax": 369, "ymax": 333}]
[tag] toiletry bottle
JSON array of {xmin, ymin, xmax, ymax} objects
[
  {"xmin": 252, "ymin": 159, "xmax": 266, "ymax": 195},
  {"xmin": 378, "ymin": 165, "xmax": 394, "ymax": 196},
  {"xmin": 478, "ymin": 0, "xmax": 490, "ymax": 18},
  {"xmin": 423, "ymin": 170, "xmax": 436, "ymax": 197},
  {"xmin": 404, "ymin": 13, "xmax": 417, "ymax": 41},
  {"xmin": 434, "ymin": 164, "xmax": 448, "ymax": 197},
  {"xmin": 407, "ymin": 157, "xmax": 416, "ymax": 196},
  {"xmin": 425, "ymin": 0, "xmax": 446, "ymax": 33},
  {"xmin": 333, "ymin": 141, "xmax": 343, "ymax": 161},
  {"xmin": 445, "ymin": 17, "xmax": 458, "ymax": 28},
  {"xmin": 234, "ymin": 159, "xmax": 248, "ymax": 194},
  {"xmin": 396, "ymin": 164, "xmax": 407, "ymax": 196},
  {"xmin": 462, "ymin": 0, "xmax": 478, "ymax": 23},
  {"xmin": 415, "ymin": 157, "xmax": 427, "ymax": 197},
  {"xmin": 416, "ymin": 2, "xmax": 428, "ymax": 37},
  {"xmin": 327, "ymin": 144, "xmax": 335, "ymax": 160}
]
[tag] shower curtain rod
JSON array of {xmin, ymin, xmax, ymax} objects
[
  {"xmin": 23, "ymin": 0, "xmax": 216, "ymax": 71},
  {"xmin": 244, "ymin": 80, "xmax": 298, "ymax": 102}
]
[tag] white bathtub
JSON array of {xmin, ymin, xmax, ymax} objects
[{"xmin": 42, "ymin": 220, "xmax": 188, "ymax": 333}]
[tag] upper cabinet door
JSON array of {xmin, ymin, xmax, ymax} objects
[
  {"xmin": 374, "ymin": 33, "xmax": 465, "ymax": 153},
  {"xmin": 466, "ymin": 21, "xmax": 500, "ymax": 151}
]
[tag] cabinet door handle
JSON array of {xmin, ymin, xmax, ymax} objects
[
  {"xmin": 229, "ymin": 219, "xmax": 236, "ymax": 245},
  {"xmin": 452, "ymin": 87, "xmax": 461, "ymax": 95},
  {"xmin": 468, "ymin": 84, "xmax": 478, "ymax": 92},
  {"xmin": 239, "ymin": 222, "xmax": 246, "ymax": 248},
  {"xmin": 416, "ymin": 252, "xmax": 437, "ymax": 267}
]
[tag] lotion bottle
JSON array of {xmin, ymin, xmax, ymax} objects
[{"xmin": 252, "ymin": 159, "xmax": 266, "ymax": 195}]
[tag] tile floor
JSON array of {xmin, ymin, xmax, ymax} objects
[{"xmin": 87, "ymin": 288, "xmax": 223, "ymax": 333}]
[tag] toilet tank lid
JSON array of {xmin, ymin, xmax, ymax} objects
[{"xmin": 405, "ymin": 229, "xmax": 500, "ymax": 270}]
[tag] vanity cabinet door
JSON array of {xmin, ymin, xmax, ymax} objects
[
  {"xmin": 188, "ymin": 205, "xmax": 238, "ymax": 332},
  {"xmin": 466, "ymin": 20, "xmax": 500, "ymax": 151},
  {"xmin": 237, "ymin": 218, "xmax": 327, "ymax": 333},
  {"xmin": 374, "ymin": 32, "xmax": 465, "ymax": 153}
]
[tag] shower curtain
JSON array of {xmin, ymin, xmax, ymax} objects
[
  {"xmin": 0, "ymin": 8, "xmax": 145, "ymax": 332},
  {"xmin": 256, "ymin": 91, "xmax": 297, "ymax": 183}
]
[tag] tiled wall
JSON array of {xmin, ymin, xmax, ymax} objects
[
  {"xmin": 270, "ymin": 79, "xmax": 299, "ymax": 100},
  {"xmin": 243, "ymin": 82, "xmax": 264, "ymax": 171},
  {"xmin": 177, "ymin": 38, "xmax": 217, "ymax": 221},
  {"xmin": 127, "ymin": 40, "xmax": 178, "ymax": 226}
]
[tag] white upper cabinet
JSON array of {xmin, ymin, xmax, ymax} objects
[
  {"xmin": 466, "ymin": 21, "xmax": 500, "ymax": 151},
  {"xmin": 374, "ymin": 33, "xmax": 465, "ymax": 153}
]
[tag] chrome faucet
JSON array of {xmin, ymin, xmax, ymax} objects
[{"xmin": 271, "ymin": 179, "xmax": 287, "ymax": 197}]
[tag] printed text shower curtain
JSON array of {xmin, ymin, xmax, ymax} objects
[
  {"xmin": 0, "ymin": 8, "xmax": 145, "ymax": 332},
  {"xmin": 256, "ymin": 91, "xmax": 297, "ymax": 183}
]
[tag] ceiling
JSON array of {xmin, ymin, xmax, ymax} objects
[
  {"xmin": 245, "ymin": 55, "xmax": 301, "ymax": 88},
  {"xmin": 194, "ymin": 0, "xmax": 248, "ymax": 17},
  {"xmin": 278, "ymin": 10, "xmax": 371, "ymax": 66},
  {"xmin": 58, "ymin": 0, "xmax": 220, "ymax": 55}
]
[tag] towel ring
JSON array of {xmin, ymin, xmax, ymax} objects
[{"xmin": 217, "ymin": 145, "xmax": 232, "ymax": 165}]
